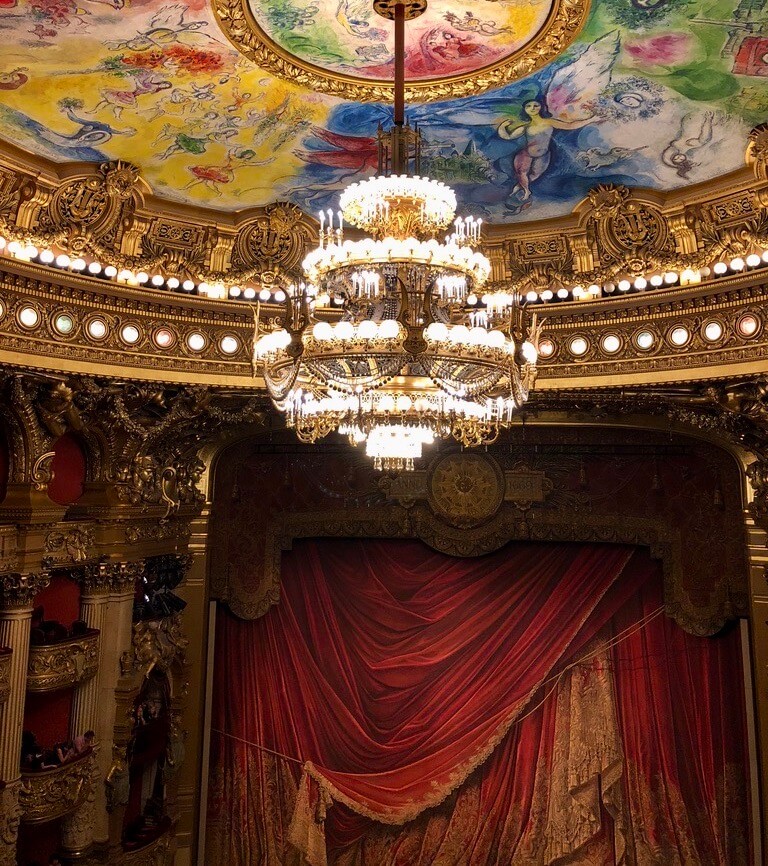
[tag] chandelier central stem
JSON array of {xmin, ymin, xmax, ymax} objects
[{"xmin": 394, "ymin": 2, "xmax": 405, "ymax": 130}]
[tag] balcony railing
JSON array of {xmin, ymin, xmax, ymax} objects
[
  {"xmin": 27, "ymin": 629, "xmax": 99, "ymax": 692},
  {"xmin": 19, "ymin": 751, "xmax": 95, "ymax": 824}
]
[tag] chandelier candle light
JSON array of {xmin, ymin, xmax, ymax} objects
[{"xmin": 253, "ymin": 0, "xmax": 540, "ymax": 471}]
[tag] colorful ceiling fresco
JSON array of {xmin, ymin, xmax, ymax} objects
[
  {"xmin": 0, "ymin": 0, "xmax": 764, "ymax": 224},
  {"xmin": 245, "ymin": 0, "xmax": 553, "ymax": 81}
]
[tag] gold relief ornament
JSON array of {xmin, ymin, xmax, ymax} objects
[
  {"xmin": 41, "ymin": 160, "xmax": 140, "ymax": 242},
  {"xmin": 427, "ymin": 452, "xmax": 505, "ymax": 527},
  {"xmin": 19, "ymin": 752, "xmax": 95, "ymax": 824},
  {"xmin": 0, "ymin": 647, "xmax": 11, "ymax": 704},
  {"xmin": 26, "ymin": 629, "xmax": 100, "ymax": 692},
  {"xmin": 231, "ymin": 202, "xmax": 312, "ymax": 278},
  {"xmin": 587, "ymin": 184, "xmax": 672, "ymax": 266},
  {"xmin": 44, "ymin": 526, "xmax": 95, "ymax": 565},
  {"xmin": 747, "ymin": 123, "xmax": 768, "ymax": 182},
  {"xmin": 0, "ymin": 781, "xmax": 22, "ymax": 866},
  {"xmin": 212, "ymin": 0, "xmax": 591, "ymax": 103},
  {"xmin": 132, "ymin": 613, "xmax": 189, "ymax": 676}
]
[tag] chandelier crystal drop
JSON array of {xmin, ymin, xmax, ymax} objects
[{"xmin": 253, "ymin": 0, "xmax": 539, "ymax": 471}]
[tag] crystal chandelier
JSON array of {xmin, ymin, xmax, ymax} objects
[{"xmin": 253, "ymin": 0, "xmax": 540, "ymax": 471}]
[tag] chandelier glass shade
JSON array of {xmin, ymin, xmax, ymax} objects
[{"xmin": 253, "ymin": 2, "xmax": 539, "ymax": 471}]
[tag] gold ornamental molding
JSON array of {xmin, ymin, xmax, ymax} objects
[
  {"xmin": 19, "ymin": 752, "xmax": 96, "ymax": 824},
  {"xmin": 0, "ymin": 144, "xmax": 766, "ymax": 388},
  {"xmin": 4, "ymin": 264, "xmax": 768, "ymax": 390},
  {"xmin": 26, "ymin": 629, "xmax": 100, "ymax": 692},
  {"xmin": 212, "ymin": 0, "xmax": 589, "ymax": 103},
  {"xmin": 0, "ymin": 139, "xmax": 764, "ymax": 294},
  {"xmin": 0, "ymin": 647, "xmax": 11, "ymax": 704}
]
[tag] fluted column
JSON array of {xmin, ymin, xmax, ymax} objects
[
  {"xmin": 62, "ymin": 561, "xmax": 142, "ymax": 857},
  {"xmin": 0, "ymin": 571, "xmax": 50, "ymax": 866}
]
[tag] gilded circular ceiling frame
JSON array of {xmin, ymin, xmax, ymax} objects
[{"xmin": 212, "ymin": 0, "xmax": 591, "ymax": 103}]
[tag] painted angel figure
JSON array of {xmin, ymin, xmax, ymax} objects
[{"xmin": 497, "ymin": 31, "xmax": 619, "ymax": 202}]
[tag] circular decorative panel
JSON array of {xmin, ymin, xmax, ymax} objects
[
  {"xmin": 428, "ymin": 452, "xmax": 504, "ymax": 526},
  {"xmin": 213, "ymin": 0, "xmax": 590, "ymax": 102}
]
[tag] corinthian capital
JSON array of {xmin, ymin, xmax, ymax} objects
[
  {"xmin": 0, "ymin": 571, "xmax": 50, "ymax": 609},
  {"xmin": 76, "ymin": 559, "xmax": 144, "ymax": 595}
]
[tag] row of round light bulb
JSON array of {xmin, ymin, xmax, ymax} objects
[
  {"xmin": 7, "ymin": 233, "xmax": 767, "ymax": 309},
  {"xmin": 0, "ymin": 237, "xmax": 288, "ymax": 304},
  {"xmin": 255, "ymin": 318, "xmax": 538, "ymax": 365},
  {"xmin": 520, "ymin": 250, "xmax": 768, "ymax": 304},
  {"xmin": 423, "ymin": 321, "xmax": 509, "ymax": 351}
]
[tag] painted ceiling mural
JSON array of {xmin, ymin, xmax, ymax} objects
[
  {"xmin": 0, "ymin": 0, "xmax": 764, "ymax": 223},
  {"xmin": 247, "ymin": 0, "xmax": 553, "ymax": 81}
]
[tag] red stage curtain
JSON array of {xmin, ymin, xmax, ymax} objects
[{"xmin": 208, "ymin": 539, "xmax": 751, "ymax": 865}]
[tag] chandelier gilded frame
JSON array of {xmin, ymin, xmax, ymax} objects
[{"xmin": 212, "ymin": 0, "xmax": 591, "ymax": 103}]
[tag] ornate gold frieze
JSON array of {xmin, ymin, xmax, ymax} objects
[
  {"xmin": 0, "ymin": 647, "xmax": 11, "ymax": 704},
  {"xmin": 384, "ymin": 453, "xmax": 554, "ymax": 526},
  {"xmin": 213, "ymin": 0, "xmax": 589, "ymax": 104},
  {"xmin": 19, "ymin": 752, "xmax": 96, "ymax": 824},
  {"xmin": 0, "ymin": 145, "xmax": 763, "ymax": 300},
  {"xmin": 43, "ymin": 526, "xmax": 96, "ymax": 566},
  {"xmin": 27, "ymin": 629, "xmax": 100, "ymax": 692}
]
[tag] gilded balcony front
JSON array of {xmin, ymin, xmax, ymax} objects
[
  {"xmin": 19, "ymin": 751, "xmax": 95, "ymax": 824},
  {"xmin": 27, "ymin": 629, "xmax": 100, "ymax": 693}
]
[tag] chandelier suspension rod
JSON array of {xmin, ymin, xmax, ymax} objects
[{"xmin": 394, "ymin": 2, "xmax": 405, "ymax": 128}]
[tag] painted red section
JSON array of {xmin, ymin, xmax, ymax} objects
[
  {"xmin": 24, "ymin": 689, "xmax": 73, "ymax": 749},
  {"xmin": 734, "ymin": 36, "xmax": 768, "ymax": 77},
  {"xmin": 34, "ymin": 573, "xmax": 81, "ymax": 628},
  {"xmin": 0, "ymin": 429, "xmax": 7, "ymax": 503},
  {"xmin": 48, "ymin": 432, "xmax": 86, "ymax": 505}
]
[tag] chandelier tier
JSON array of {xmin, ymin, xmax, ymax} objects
[{"xmin": 253, "ymin": 0, "xmax": 539, "ymax": 471}]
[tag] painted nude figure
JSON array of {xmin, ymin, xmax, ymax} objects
[{"xmin": 497, "ymin": 99, "xmax": 591, "ymax": 200}]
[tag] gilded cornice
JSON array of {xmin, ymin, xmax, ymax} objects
[
  {"xmin": 0, "ymin": 147, "xmax": 766, "ymax": 389},
  {"xmin": 0, "ymin": 145, "xmax": 765, "ymax": 294},
  {"xmin": 3, "ymin": 261, "xmax": 768, "ymax": 389}
]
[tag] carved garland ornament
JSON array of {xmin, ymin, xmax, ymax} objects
[{"xmin": 212, "ymin": 0, "xmax": 590, "ymax": 103}]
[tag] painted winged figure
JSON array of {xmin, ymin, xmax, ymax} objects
[{"xmin": 496, "ymin": 31, "xmax": 620, "ymax": 201}]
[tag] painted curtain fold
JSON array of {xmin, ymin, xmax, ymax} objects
[{"xmin": 207, "ymin": 539, "xmax": 751, "ymax": 865}]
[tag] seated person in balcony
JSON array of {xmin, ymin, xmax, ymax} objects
[
  {"xmin": 72, "ymin": 730, "xmax": 95, "ymax": 756},
  {"xmin": 55, "ymin": 730, "xmax": 95, "ymax": 764},
  {"xmin": 55, "ymin": 739, "xmax": 76, "ymax": 764},
  {"xmin": 20, "ymin": 730, "xmax": 44, "ymax": 770}
]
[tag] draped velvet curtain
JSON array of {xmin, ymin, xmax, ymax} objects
[{"xmin": 207, "ymin": 539, "xmax": 751, "ymax": 865}]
